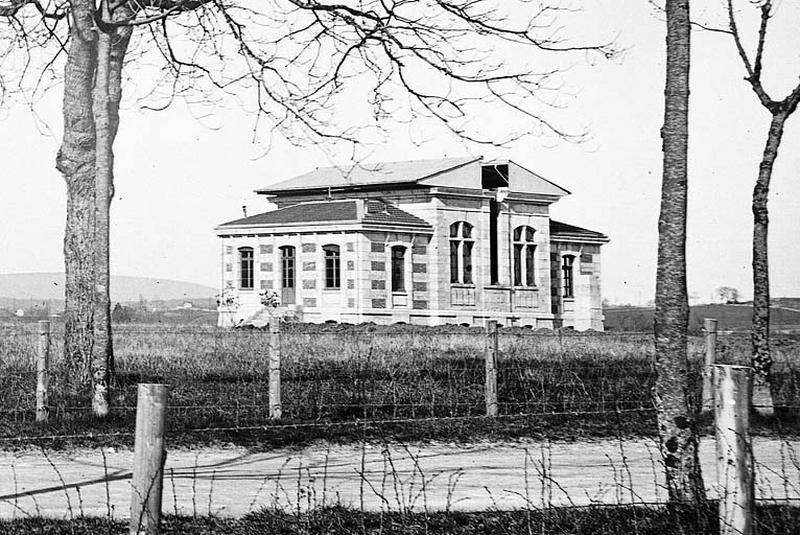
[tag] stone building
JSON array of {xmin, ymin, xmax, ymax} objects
[{"xmin": 216, "ymin": 157, "xmax": 608, "ymax": 329}]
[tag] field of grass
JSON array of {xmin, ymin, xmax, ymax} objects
[
  {"xmin": 3, "ymin": 504, "xmax": 800, "ymax": 535},
  {"xmin": 604, "ymin": 300, "xmax": 800, "ymax": 333},
  {"xmin": 0, "ymin": 323, "xmax": 798, "ymax": 448}
]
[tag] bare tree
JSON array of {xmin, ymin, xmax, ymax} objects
[
  {"xmin": 654, "ymin": 0, "xmax": 706, "ymax": 504},
  {"xmin": 723, "ymin": 0, "xmax": 800, "ymax": 415},
  {"xmin": 0, "ymin": 1, "xmax": 613, "ymax": 413}
]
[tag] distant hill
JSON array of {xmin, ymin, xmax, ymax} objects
[
  {"xmin": 0, "ymin": 273, "xmax": 217, "ymax": 303},
  {"xmin": 605, "ymin": 299, "xmax": 800, "ymax": 333}
]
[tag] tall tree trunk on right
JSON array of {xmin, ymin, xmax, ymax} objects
[
  {"xmin": 654, "ymin": 0, "xmax": 706, "ymax": 504},
  {"xmin": 56, "ymin": 7, "xmax": 97, "ymax": 399},
  {"xmin": 751, "ymin": 112, "xmax": 786, "ymax": 416}
]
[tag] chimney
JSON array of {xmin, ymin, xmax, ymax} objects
[{"xmin": 242, "ymin": 205, "xmax": 248, "ymax": 218}]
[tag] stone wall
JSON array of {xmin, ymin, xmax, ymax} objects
[
  {"xmin": 218, "ymin": 193, "xmax": 604, "ymax": 329},
  {"xmin": 549, "ymin": 242, "xmax": 603, "ymax": 330}
]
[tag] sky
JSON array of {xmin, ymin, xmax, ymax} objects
[{"xmin": 1, "ymin": 1, "xmax": 799, "ymax": 305}]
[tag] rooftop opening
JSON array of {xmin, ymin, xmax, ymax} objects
[
  {"xmin": 366, "ymin": 199, "xmax": 390, "ymax": 214},
  {"xmin": 481, "ymin": 163, "xmax": 509, "ymax": 189}
]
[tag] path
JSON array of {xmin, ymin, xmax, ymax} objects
[{"xmin": 2, "ymin": 438, "xmax": 799, "ymax": 519}]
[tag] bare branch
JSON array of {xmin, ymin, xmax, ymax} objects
[
  {"xmin": 752, "ymin": 0, "xmax": 771, "ymax": 81},
  {"xmin": 726, "ymin": 0, "xmax": 773, "ymax": 109},
  {"xmin": 2, "ymin": 0, "xmax": 617, "ymax": 148}
]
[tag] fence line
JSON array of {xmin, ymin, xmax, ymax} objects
[
  {"xmin": 0, "ymin": 369, "xmax": 748, "ymax": 533},
  {"xmin": 1, "ymin": 318, "xmax": 795, "ymax": 448},
  {"xmin": 0, "ymin": 318, "xmax": 784, "ymax": 533},
  {"xmin": 702, "ymin": 318, "xmax": 718, "ymax": 413},
  {"xmin": 0, "ymin": 408, "xmax": 661, "ymax": 444},
  {"xmin": 130, "ymin": 383, "xmax": 167, "ymax": 535},
  {"xmin": 35, "ymin": 320, "xmax": 50, "ymax": 423},
  {"xmin": 714, "ymin": 365, "xmax": 753, "ymax": 535}
]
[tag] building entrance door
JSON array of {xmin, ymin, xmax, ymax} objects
[{"xmin": 280, "ymin": 246, "xmax": 296, "ymax": 305}]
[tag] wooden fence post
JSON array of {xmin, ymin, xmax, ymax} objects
[
  {"xmin": 269, "ymin": 316, "xmax": 282, "ymax": 420},
  {"xmin": 714, "ymin": 364, "xmax": 753, "ymax": 535},
  {"xmin": 130, "ymin": 384, "xmax": 168, "ymax": 535},
  {"xmin": 36, "ymin": 320, "xmax": 50, "ymax": 423},
  {"xmin": 702, "ymin": 318, "xmax": 718, "ymax": 413},
  {"xmin": 485, "ymin": 320, "xmax": 498, "ymax": 417}
]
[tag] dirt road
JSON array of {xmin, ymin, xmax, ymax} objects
[{"xmin": 2, "ymin": 437, "xmax": 799, "ymax": 519}]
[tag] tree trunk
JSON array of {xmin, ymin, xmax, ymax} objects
[
  {"xmin": 92, "ymin": 20, "xmax": 113, "ymax": 417},
  {"xmin": 105, "ymin": 7, "xmax": 133, "ymax": 380},
  {"xmin": 58, "ymin": 1, "xmax": 132, "ymax": 410},
  {"xmin": 654, "ymin": 0, "xmax": 706, "ymax": 504},
  {"xmin": 91, "ymin": 4, "xmax": 134, "ymax": 416},
  {"xmin": 56, "ymin": 9, "xmax": 97, "ymax": 399},
  {"xmin": 751, "ymin": 112, "xmax": 786, "ymax": 417}
]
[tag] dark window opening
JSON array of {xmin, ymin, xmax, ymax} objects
[
  {"xmin": 449, "ymin": 222, "xmax": 474, "ymax": 285},
  {"xmin": 323, "ymin": 244, "xmax": 341, "ymax": 289},
  {"xmin": 489, "ymin": 201, "xmax": 500, "ymax": 284},
  {"xmin": 450, "ymin": 240, "xmax": 459, "ymax": 283},
  {"xmin": 280, "ymin": 246, "xmax": 295, "ymax": 289},
  {"xmin": 239, "ymin": 247, "xmax": 254, "ymax": 290},
  {"xmin": 481, "ymin": 164, "xmax": 509, "ymax": 189},
  {"xmin": 391, "ymin": 246, "xmax": 406, "ymax": 292},
  {"xmin": 525, "ymin": 245, "xmax": 536, "ymax": 286},
  {"xmin": 450, "ymin": 241, "xmax": 459, "ymax": 284},
  {"xmin": 463, "ymin": 241, "xmax": 473, "ymax": 284},
  {"xmin": 512, "ymin": 226, "xmax": 536, "ymax": 287},
  {"xmin": 562, "ymin": 255, "xmax": 575, "ymax": 298}
]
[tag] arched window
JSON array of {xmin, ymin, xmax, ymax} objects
[
  {"xmin": 449, "ymin": 221, "xmax": 474, "ymax": 284},
  {"xmin": 562, "ymin": 255, "xmax": 575, "ymax": 298},
  {"xmin": 513, "ymin": 226, "xmax": 536, "ymax": 287},
  {"xmin": 391, "ymin": 246, "xmax": 406, "ymax": 292},
  {"xmin": 323, "ymin": 244, "xmax": 341, "ymax": 289},
  {"xmin": 239, "ymin": 247, "xmax": 254, "ymax": 289}
]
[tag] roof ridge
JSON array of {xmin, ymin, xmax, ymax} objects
[
  {"xmin": 314, "ymin": 155, "xmax": 477, "ymax": 172},
  {"xmin": 255, "ymin": 156, "xmax": 483, "ymax": 194},
  {"xmin": 217, "ymin": 199, "xmax": 432, "ymax": 230}
]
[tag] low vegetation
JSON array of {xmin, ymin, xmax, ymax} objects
[
  {"xmin": 2, "ymin": 504, "xmax": 800, "ymax": 535},
  {"xmin": 604, "ymin": 298, "xmax": 800, "ymax": 333},
  {"xmin": 0, "ymin": 323, "xmax": 798, "ymax": 448}
]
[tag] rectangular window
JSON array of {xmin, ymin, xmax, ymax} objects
[
  {"xmin": 450, "ymin": 221, "xmax": 474, "ymax": 285},
  {"xmin": 489, "ymin": 200, "xmax": 500, "ymax": 284},
  {"xmin": 281, "ymin": 246, "xmax": 295, "ymax": 288},
  {"xmin": 462, "ymin": 241, "xmax": 473, "ymax": 284},
  {"xmin": 562, "ymin": 255, "xmax": 575, "ymax": 298},
  {"xmin": 450, "ymin": 241, "xmax": 459, "ymax": 284},
  {"xmin": 239, "ymin": 248, "xmax": 254, "ymax": 289},
  {"xmin": 513, "ymin": 244, "xmax": 522, "ymax": 286},
  {"xmin": 392, "ymin": 246, "xmax": 406, "ymax": 292},
  {"xmin": 323, "ymin": 245, "xmax": 341, "ymax": 289},
  {"xmin": 525, "ymin": 245, "xmax": 536, "ymax": 287}
]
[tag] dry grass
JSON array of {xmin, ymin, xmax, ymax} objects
[
  {"xmin": 2, "ymin": 503, "xmax": 800, "ymax": 534},
  {"xmin": 0, "ymin": 323, "xmax": 798, "ymax": 448}
]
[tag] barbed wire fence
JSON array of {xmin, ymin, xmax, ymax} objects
[
  {"xmin": 1, "ymin": 320, "xmax": 799, "ymax": 532},
  {"xmin": 1, "ymin": 323, "xmax": 666, "ymax": 438},
  {"xmin": 2, "ymin": 320, "xmax": 799, "ymax": 440}
]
